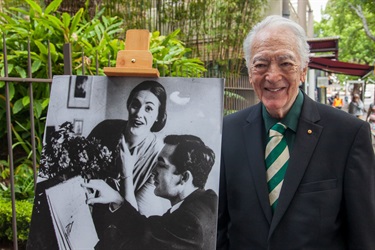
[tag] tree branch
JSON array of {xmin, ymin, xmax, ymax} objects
[{"xmin": 349, "ymin": 3, "xmax": 375, "ymax": 42}]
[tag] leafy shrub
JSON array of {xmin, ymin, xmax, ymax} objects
[
  {"xmin": 0, "ymin": 164, "xmax": 35, "ymax": 202},
  {"xmin": 0, "ymin": 199, "xmax": 33, "ymax": 243}
]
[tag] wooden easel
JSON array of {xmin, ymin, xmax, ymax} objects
[{"xmin": 104, "ymin": 30, "xmax": 160, "ymax": 77}]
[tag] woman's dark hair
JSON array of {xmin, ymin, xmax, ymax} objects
[{"xmin": 127, "ymin": 80, "xmax": 167, "ymax": 132}]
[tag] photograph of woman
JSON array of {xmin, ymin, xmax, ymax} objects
[{"xmin": 87, "ymin": 80, "xmax": 171, "ymax": 237}]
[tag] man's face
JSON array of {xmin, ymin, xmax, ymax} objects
[
  {"xmin": 153, "ymin": 144, "xmax": 181, "ymax": 201},
  {"xmin": 249, "ymin": 26, "xmax": 307, "ymax": 119}
]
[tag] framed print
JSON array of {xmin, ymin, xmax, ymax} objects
[
  {"xmin": 28, "ymin": 76, "xmax": 224, "ymax": 250},
  {"xmin": 73, "ymin": 119, "xmax": 83, "ymax": 135},
  {"xmin": 67, "ymin": 75, "xmax": 93, "ymax": 108}
]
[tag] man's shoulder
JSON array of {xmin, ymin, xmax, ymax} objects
[{"xmin": 184, "ymin": 189, "xmax": 217, "ymax": 207}]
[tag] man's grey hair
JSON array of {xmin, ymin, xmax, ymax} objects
[{"xmin": 243, "ymin": 15, "xmax": 310, "ymax": 71}]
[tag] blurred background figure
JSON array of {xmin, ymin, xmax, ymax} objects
[
  {"xmin": 332, "ymin": 93, "xmax": 343, "ymax": 109},
  {"xmin": 348, "ymin": 93, "xmax": 366, "ymax": 119},
  {"xmin": 366, "ymin": 103, "xmax": 375, "ymax": 151}
]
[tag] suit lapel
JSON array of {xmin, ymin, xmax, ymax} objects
[
  {"xmin": 243, "ymin": 104, "xmax": 273, "ymax": 224},
  {"xmin": 268, "ymin": 95, "xmax": 323, "ymax": 238}
]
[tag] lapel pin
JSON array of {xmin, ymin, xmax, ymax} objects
[{"xmin": 307, "ymin": 129, "xmax": 312, "ymax": 134}]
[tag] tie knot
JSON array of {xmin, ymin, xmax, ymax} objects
[{"xmin": 269, "ymin": 122, "xmax": 287, "ymax": 137}]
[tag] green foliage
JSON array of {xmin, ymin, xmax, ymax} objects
[
  {"xmin": 314, "ymin": 0, "xmax": 375, "ymax": 83},
  {"xmin": 0, "ymin": 164, "xmax": 35, "ymax": 202},
  {"xmin": 0, "ymin": 0, "xmax": 125, "ymax": 164},
  {"xmin": 0, "ymin": 199, "xmax": 33, "ymax": 243},
  {"xmin": 223, "ymin": 90, "xmax": 247, "ymax": 116},
  {"xmin": 150, "ymin": 29, "xmax": 206, "ymax": 77},
  {"xmin": 314, "ymin": 0, "xmax": 375, "ymax": 65},
  {"xmin": 101, "ymin": 0, "xmax": 267, "ymax": 74}
]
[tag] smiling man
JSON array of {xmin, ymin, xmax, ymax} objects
[
  {"xmin": 84, "ymin": 134, "xmax": 218, "ymax": 250},
  {"xmin": 217, "ymin": 15, "xmax": 375, "ymax": 249}
]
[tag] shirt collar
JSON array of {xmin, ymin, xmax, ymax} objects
[
  {"xmin": 170, "ymin": 200, "xmax": 183, "ymax": 213},
  {"xmin": 262, "ymin": 90, "xmax": 304, "ymax": 133}
]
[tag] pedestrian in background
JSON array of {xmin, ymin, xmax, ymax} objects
[
  {"xmin": 348, "ymin": 93, "xmax": 366, "ymax": 119},
  {"xmin": 217, "ymin": 15, "xmax": 375, "ymax": 249},
  {"xmin": 366, "ymin": 103, "xmax": 375, "ymax": 149},
  {"xmin": 332, "ymin": 93, "xmax": 343, "ymax": 109}
]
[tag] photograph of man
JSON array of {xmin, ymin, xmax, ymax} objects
[
  {"xmin": 83, "ymin": 134, "xmax": 218, "ymax": 250},
  {"xmin": 217, "ymin": 15, "xmax": 375, "ymax": 249}
]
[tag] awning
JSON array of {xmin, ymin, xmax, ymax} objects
[
  {"xmin": 308, "ymin": 57, "xmax": 374, "ymax": 77},
  {"xmin": 308, "ymin": 37, "xmax": 339, "ymax": 59}
]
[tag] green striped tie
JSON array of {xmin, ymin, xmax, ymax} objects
[{"xmin": 265, "ymin": 122, "xmax": 289, "ymax": 212}]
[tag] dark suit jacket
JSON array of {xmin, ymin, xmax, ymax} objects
[
  {"xmin": 96, "ymin": 189, "xmax": 218, "ymax": 250},
  {"xmin": 217, "ymin": 93, "xmax": 375, "ymax": 250}
]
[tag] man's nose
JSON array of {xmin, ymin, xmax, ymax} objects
[
  {"xmin": 265, "ymin": 63, "xmax": 282, "ymax": 82},
  {"xmin": 152, "ymin": 167, "xmax": 159, "ymax": 176}
]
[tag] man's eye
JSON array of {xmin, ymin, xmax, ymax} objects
[
  {"xmin": 252, "ymin": 63, "xmax": 268, "ymax": 71},
  {"xmin": 254, "ymin": 64, "xmax": 267, "ymax": 68},
  {"xmin": 280, "ymin": 62, "xmax": 293, "ymax": 67},
  {"xmin": 280, "ymin": 62, "xmax": 297, "ymax": 71},
  {"xmin": 156, "ymin": 161, "xmax": 166, "ymax": 168}
]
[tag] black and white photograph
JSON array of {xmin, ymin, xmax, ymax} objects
[
  {"xmin": 27, "ymin": 75, "xmax": 224, "ymax": 250},
  {"xmin": 68, "ymin": 75, "xmax": 93, "ymax": 108}
]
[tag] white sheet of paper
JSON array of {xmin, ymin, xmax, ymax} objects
[{"xmin": 46, "ymin": 176, "xmax": 99, "ymax": 250}]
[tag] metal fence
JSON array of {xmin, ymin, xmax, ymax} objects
[{"xmin": 1, "ymin": 38, "xmax": 255, "ymax": 250}]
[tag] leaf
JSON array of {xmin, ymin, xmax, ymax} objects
[
  {"xmin": 25, "ymin": 0, "xmax": 42, "ymax": 16},
  {"xmin": 22, "ymin": 96, "xmax": 30, "ymax": 107},
  {"xmin": 102, "ymin": 16, "xmax": 109, "ymax": 27},
  {"xmin": 1, "ymin": 64, "xmax": 14, "ymax": 76},
  {"xmin": 42, "ymin": 98, "xmax": 50, "ymax": 109},
  {"xmin": 70, "ymin": 8, "xmax": 84, "ymax": 37},
  {"xmin": 34, "ymin": 101, "xmax": 43, "ymax": 119},
  {"xmin": 161, "ymin": 29, "xmax": 181, "ymax": 47},
  {"xmin": 46, "ymin": 15, "xmax": 64, "ymax": 30},
  {"xmin": 8, "ymin": 83, "xmax": 15, "ymax": 100},
  {"xmin": 94, "ymin": 24, "xmax": 103, "ymax": 41},
  {"xmin": 44, "ymin": 0, "xmax": 63, "ymax": 15},
  {"xmin": 13, "ymin": 99, "xmax": 24, "ymax": 114},
  {"xmin": 62, "ymin": 12, "xmax": 71, "ymax": 30},
  {"xmin": 15, "ymin": 66, "xmax": 26, "ymax": 78},
  {"xmin": 31, "ymin": 60, "xmax": 42, "ymax": 73},
  {"xmin": 34, "ymin": 40, "xmax": 48, "ymax": 55}
]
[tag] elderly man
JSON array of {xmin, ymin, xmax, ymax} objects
[
  {"xmin": 84, "ymin": 134, "xmax": 217, "ymax": 250},
  {"xmin": 217, "ymin": 15, "xmax": 375, "ymax": 249}
]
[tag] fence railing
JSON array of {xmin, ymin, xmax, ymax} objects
[{"xmin": 1, "ymin": 38, "xmax": 255, "ymax": 250}]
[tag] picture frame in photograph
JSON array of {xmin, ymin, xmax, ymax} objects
[
  {"xmin": 73, "ymin": 119, "xmax": 83, "ymax": 135},
  {"xmin": 68, "ymin": 75, "xmax": 93, "ymax": 108}
]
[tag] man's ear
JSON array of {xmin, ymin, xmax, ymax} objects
[
  {"xmin": 180, "ymin": 171, "xmax": 192, "ymax": 184},
  {"xmin": 248, "ymin": 75, "xmax": 254, "ymax": 87},
  {"xmin": 300, "ymin": 67, "xmax": 308, "ymax": 82}
]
